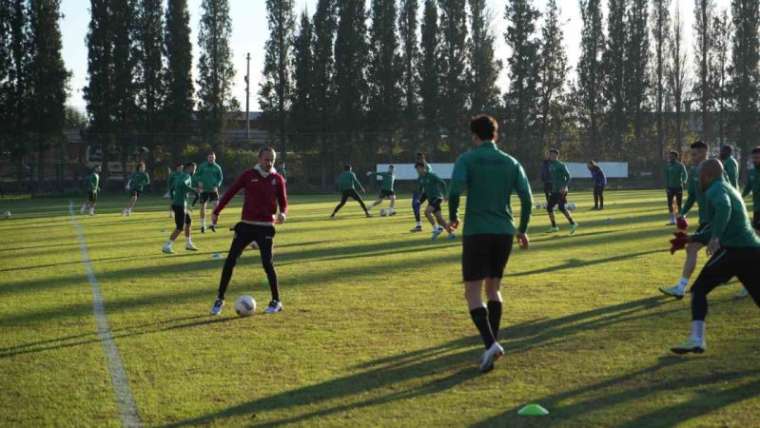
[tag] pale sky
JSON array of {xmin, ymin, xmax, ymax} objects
[{"xmin": 61, "ymin": 0, "xmax": 728, "ymax": 113}]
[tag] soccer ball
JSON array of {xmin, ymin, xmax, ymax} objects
[
  {"xmin": 380, "ymin": 208, "xmax": 389, "ymax": 217},
  {"xmin": 234, "ymin": 295, "xmax": 256, "ymax": 317},
  {"xmin": 567, "ymin": 202, "xmax": 577, "ymax": 211}
]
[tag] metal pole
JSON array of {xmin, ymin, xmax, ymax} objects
[{"xmin": 245, "ymin": 53, "xmax": 251, "ymax": 140}]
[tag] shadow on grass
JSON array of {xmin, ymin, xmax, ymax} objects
[{"xmin": 160, "ymin": 296, "xmax": 682, "ymax": 427}]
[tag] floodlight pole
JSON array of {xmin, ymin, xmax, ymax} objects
[{"xmin": 245, "ymin": 53, "xmax": 251, "ymax": 140}]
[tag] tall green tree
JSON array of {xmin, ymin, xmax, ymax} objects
[
  {"xmin": 504, "ymin": 0, "xmax": 540, "ymax": 163},
  {"xmin": 136, "ymin": 0, "xmax": 165, "ymax": 134},
  {"xmin": 624, "ymin": 0, "xmax": 649, "ymax": 148},
  {"xmin": 576, "ymin": 0, "xmax": 605, "ymax": 155},
  {"xmin": 164, "ymin": 0, "xmax": 194, "ymax": 157},
  {"xmin": 667, "ymin": 2, "xmax": 688, "ymax": 150},
  {"xmin": 260, "ymin": 0, "xmax": 295, "ymax": 165},
  {"xmin": 27, "ymin": 0, "xmax": 70, "ymax": 187},
  {"xmin": 468, "ymin": 0, "xmax": 501, "ymax": 115},
  {"xmin": 291, "ymin": 11, "xmax": 314, "ymax": 139},
  {"xmin": 537, "ymin": 0, "xmax": 568, "ymax": 151},
  {"xmin": 602, "ymin": 0, "xmax": 627, "ymax": 154},
  {"xmin": 652, "ymin": 0, "xmax": 670, "ymax": 161},
  {"xmin": 418, "ymin": 0, "xmax": 441, "ymax": 148},
  {"xmin": 111, "ymin": 0, "xmax": 140, "ymax": 136},
  {"xmin": 310, "ymin": 0, "xmax": 337, "ymax": 188},
  {"xmin": 197, "ymin": 0, "xmax": 238, "ymax": 147},
  {"xmin": 398, "ymin": 0, "xmax": 419, "ymax": 141},
  {"xmin": 1, "ymin": 0, "xmax": 31, "ymax": 170},
  {"xmin": 439, "ymin": 0, "xmax": 469, "ymax": 150},
  {"xmin": 694, "ymin": 0, "xmax": 716, "ymax": 142},
  {"xmin": 333, "ymin": 0, "xmax": 369, "ymax": 157},
  {"xmin": 367, "ymin": 0, "xmax": 402, "ymax": 146},
  {"xmin": 711, "ymin": 8, "xmax": 732, "ymax": 145},
  {"xmin": 729, "ymin": 0, "xmax": 759, "ymax": 160}
]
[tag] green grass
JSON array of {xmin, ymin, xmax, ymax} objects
[{"xmin": 1, "ymin": 190, "xmax": 759, "ymax": 427}]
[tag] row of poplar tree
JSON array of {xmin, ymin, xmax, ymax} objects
[{"xmin": 259, "ymin": 0, "xmax": 760, "ymax": 174}]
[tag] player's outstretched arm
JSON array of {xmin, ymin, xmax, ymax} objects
[{"xmin": 213, "ymin": 172, "xmax": 246, "ymax": 218}]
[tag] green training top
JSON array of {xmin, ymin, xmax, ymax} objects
[
  {"xmin": 742, "ymin": 168, "xmax": 760, "ymax": 211},
  {"xmin": 374, "ymin": 172, "xmax": 395, "ymax": 192},
  {"xmin": 548, "ymin": 160, "xmax": 570, "ymax": 193},
  {"xmin": 721, "ymin": 156, "xmax": 740, "ymax": 190},
  {"xmin": 693, "ymin": 179, "xmax": 760, "ymax": 248},
  {"xmin": 449, "ymin": 141, "xmax": 533, "ymax": 236},
  {"xmin": 337, "ymin": 171, "xmax": 362, "ymax": 191},
  {"xmin": 167, "ymin": 170, "xmax": 182, "ymax": 191},
  {"xmin": 128, "ymin": 171, "xmax": 150, "ymax": 192},
  {"xmin": 171, "ymin": 173, "xmax": 196, "ymax": 208},
  {"xmin": 196, "ymin": 161, "xmax": 223, "ymax": 190},
  {"xmin": 664, "ymin": 160, "xmax": 688, "ymax": 190},
  {"xmin": 418, "ymin": 172, "xmax": 447, "ymax": 200},
  {"xmin": 87, "ymin": 172, "xmax": 99, "ymax": 193},
  {"xmin": 680, "ymin": 165, "xmax": 707, "ymax": 223}
]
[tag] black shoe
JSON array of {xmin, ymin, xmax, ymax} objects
[
  {"xmin": 201, "ymin": 226, "xmax": 206, "ymax": 233},
  {"xmin": 410, "ymin": 225, "xmax": 423, "ymax": 233},
  {"xmin": 210, "ymin": 224, "xmax": 216, "ymax": 232}
]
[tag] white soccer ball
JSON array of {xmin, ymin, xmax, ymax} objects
[
  {"xmin": 567, "ymin": 202, "xmax": 577, "ymax": 211},
  {"xmin": 234, "ymin": 295, "xmax": 256, "ymax": 317},
  {"xmin": 380, "ymin": 208, "xmax": 389, "ymax": 217}
]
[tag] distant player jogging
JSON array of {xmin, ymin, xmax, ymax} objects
[
  {"xmin": 367, "ymin": 165, "xmax": 397, "ymax": 214},
  {"xmin": 588, "ymin": 161, "xmax": 607, "ymax": 210},
  {"xmin": 162, "ymin": 162, "xmax": 199, "ymax": 254},
  {"xmin": 194, "ymin": 152, "xmax": 223, "ymax": 233},
  {"xmin": 80, "ymin": 165, "xmax": 101, "ymax": 216},
  {"xmin": 210, "ymin": 147, "xmax": 288, "ymax": 316},
  {"xmin": 545, "ymin": 149, "xmax": 577, "ymax": 234},
  {"xmin": 123, "ymin": 162, "xmax": 150, "ymax": 216},
  {"xmin": 416, "ymin": 162, "xmax": 454, "ymax": 240},
  {"xmin": 742, "ymin": 147, "xmax": 760, "ymax": 233},
  {"xmin": 330, "ymin": 165, "xmax": 370, "ymax": 218},
  {"xmin": 719, "ymin": 145, "xmax": 740, "ymax": 190},
  {"xmin": 664, "ymin": 151, "xmax": 688, "ymax": 225},
  {"xmin": 670, "ymin": 159, "xmax": 760, "ymax": 355},
  {"xmin": 411, "ymin": 152, "xmax": 432, "ymax": 232},
  {"xmin": 448, "ymin": 115, "xmax": 533, "ymax": 373}
]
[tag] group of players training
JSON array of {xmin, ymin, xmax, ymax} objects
[{"xmin": 78, "ymin": 114, "xmax": 760, "ymax": 373}]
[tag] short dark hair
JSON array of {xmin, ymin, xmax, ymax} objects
[
  {"xmin": 208, "ymin": 151, "xmax": 216, "ymax": 156},
  {"xmin": 137, "ymin": 161, "xmax": 146, "ymax": 170},
  {"xmin": 184, "ymin": 162, "xmax": 196, "ymax": 169},
  {"xmin": 470, "ymin": 114, "xmax": 498, "ymax": 141},
  {"xmin": 258, "ymin": 146, "xmax": 276, "ymax": 157},
  {"xmin": 549, "ymin": 148, "xmax": 559, "ymax": 155},
  {"xmin": 414, "ymin": 162, "xmax": 426, "ymax": 169},
  {"xmin": 669, "ymin": 151, "xmax": 679, "ymax": 159},
  {"xmin": 752, "ymin": 146, "xmax": 760, "ymax": 155},
  {"xmin": 344, "ymin": 164, "xmax": 352, "ymax": 171},
  {"xmin": 721, "ymin": 145, "xmax": 733, "ymax": 155},
  {"xmin": 690, "ymin": 140, "xmax": 708, "ymax": 150}
]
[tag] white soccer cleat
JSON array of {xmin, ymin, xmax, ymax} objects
[
  {"xmin": 659, "ymin": 285, "xmax": 685, "ymax": 300},
  {"xmin": 265, "ymin": 300, "xmax": 283, "ymax": 314},
  {"xmin": 479, "ymin": 342, "xmax": 504, "ymax": 373},
  {"xmin": 210, "ymin": 299, "xmax": 224, "ymax": 316},
  {"xmin": 671, "ymin": 337, "xmax": 706, "ymax": 355},
  {"xmin": 186, "ymin": 242, "xmax": 198, "ymax": 251},
  {"xmin": 162, "ymin": 244, "xmax": 174, "ymax": 254},
  {"xmin": 431, "ymin": 227, "xmax": 444, "ymax": 240}
]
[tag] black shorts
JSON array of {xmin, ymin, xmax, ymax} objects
[
  {"xmin": 547, "ymin": 192, "xmax": 567, "ymax": 211},
  {"xmin": 379, "ymin": 189, "xmax": 395, "ymax": 198},
  {"xmin": 428, "ymin": 198, "xmax": 443, "ymax": 213},
  {"xmin": 754, "ymin": 212, "xmax": 760, "ymax": 230},
  {"xmin": 172, "ymin": 205, "xmax": 192, "ymax": 230},
  {"xmin": 200, "ymin": 191, "xmax": 219, "ymax": 204},
  {"xmin": 130, "ymin": 189, "xmax": 142, "ymax": 198},
  {"xmin": 462, "ymin": 234, "xmax": 514, "ymax": 282},
  {"xmin": 88, "ymin": 191, "xmax": 97, "ymax": 203}
]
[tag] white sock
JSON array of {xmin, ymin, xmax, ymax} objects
[
  {"xmin": 187, "ymin": 238, "xmax": 193, "ymax": 245},
  {"xmin": 416, "ymin": 221, "xmax": 422, "ymax": 227},
  {"xmin": 677, "ymin": 277, "xmax": 689, "ymax": 290},
  {"xmin": 690, "ymin": 320, "xmax": 705, "ymax": 341}
]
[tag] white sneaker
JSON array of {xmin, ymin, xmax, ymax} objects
[
  {"xmin": 736, "ymin": 287, "xmax": 750, "ymax": 299},
  {"xmin": 671, "ymin": 336, "xmax": 706, "ymax": 354},
  {"xmin": 431, "ymin": 227, "xmax": 444, "ymax": 240},
  {"xmin": 659, "ymin": 285, "xmax": 685, "ymax": 300},
  {"xmin": 186, "ymin": 242, "xmax": 198, "ymax": 251},
  {"xmin": 265, "ymin": 300, "xmax": 283, "ymax": 314},
  {"xmin": 479, "ymin": 342, "xmax": 504, "ymax": 373},
  {"xmin": 162, "ymin": 244, "xmax": 174, "ymax": 254},
  {"xmin": 89, "ymin": 208, "xmax": 95, "ymax": 216}
]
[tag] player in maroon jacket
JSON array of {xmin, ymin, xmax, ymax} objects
[{"xmin": 210, "ymin": 147, "xmax": 288, "ymax": 315}]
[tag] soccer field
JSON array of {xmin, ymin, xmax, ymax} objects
[{"xmin": 1, "ymin": 190, "xmax": 759, "ymax": 427}]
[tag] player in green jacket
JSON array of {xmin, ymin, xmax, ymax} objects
[
  {"xmin": 195, "ymin": 152, "xmax": 224, "ymax": 233},
  {"xmin": 163, "ymin": 162, "xmax": 199, "ymax": 254},
  {"xmin": 665, "ymin": 151, "xmax": 688, "ymax": 225},
  {"xmin": 80, "ymin": 165, "xmax": 101, "ymax": 216},
  {"xmin": 670, "ymin": 159, "xmax": 760, "ymax": 355},
  {"xmin": 448, "ymin": 114, "xmax": 533, "ymax": 372},
  {"xmin": 416, "ymin": 163, "xmax": 452, "ymax": 240},
  {"xmin": 719, "ymin": 145, "xmax": 740, "ymax": 190},
  {"xmin": 367, "ymin": 165, "xmax": 397, "ymax": 214},
  {"xmin": 165, "ymin": 162, "xmax": 183, "ymax": 218},
  {"xmin": 742, "ymin": 147, "xmax": 760, "ymax": 233},
  {"xmin": 123, "ymin": 162, "xmax": 150, "ymax": 216},
  {"xmin": 330, "ymin": 165, "xmax": 370, "ymax": 218},
  {"xmin": 546, "ymin": 149, "xmax": 577, "ymax": 234}
]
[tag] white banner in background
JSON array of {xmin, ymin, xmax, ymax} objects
[{"xmin": 376, "ymin": 162, "xmax": 628, "ymax": 181}]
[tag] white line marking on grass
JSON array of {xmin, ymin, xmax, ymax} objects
[{"xmin": 68, "ymin": 202, "xmax": 141, "ymax": 427}]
